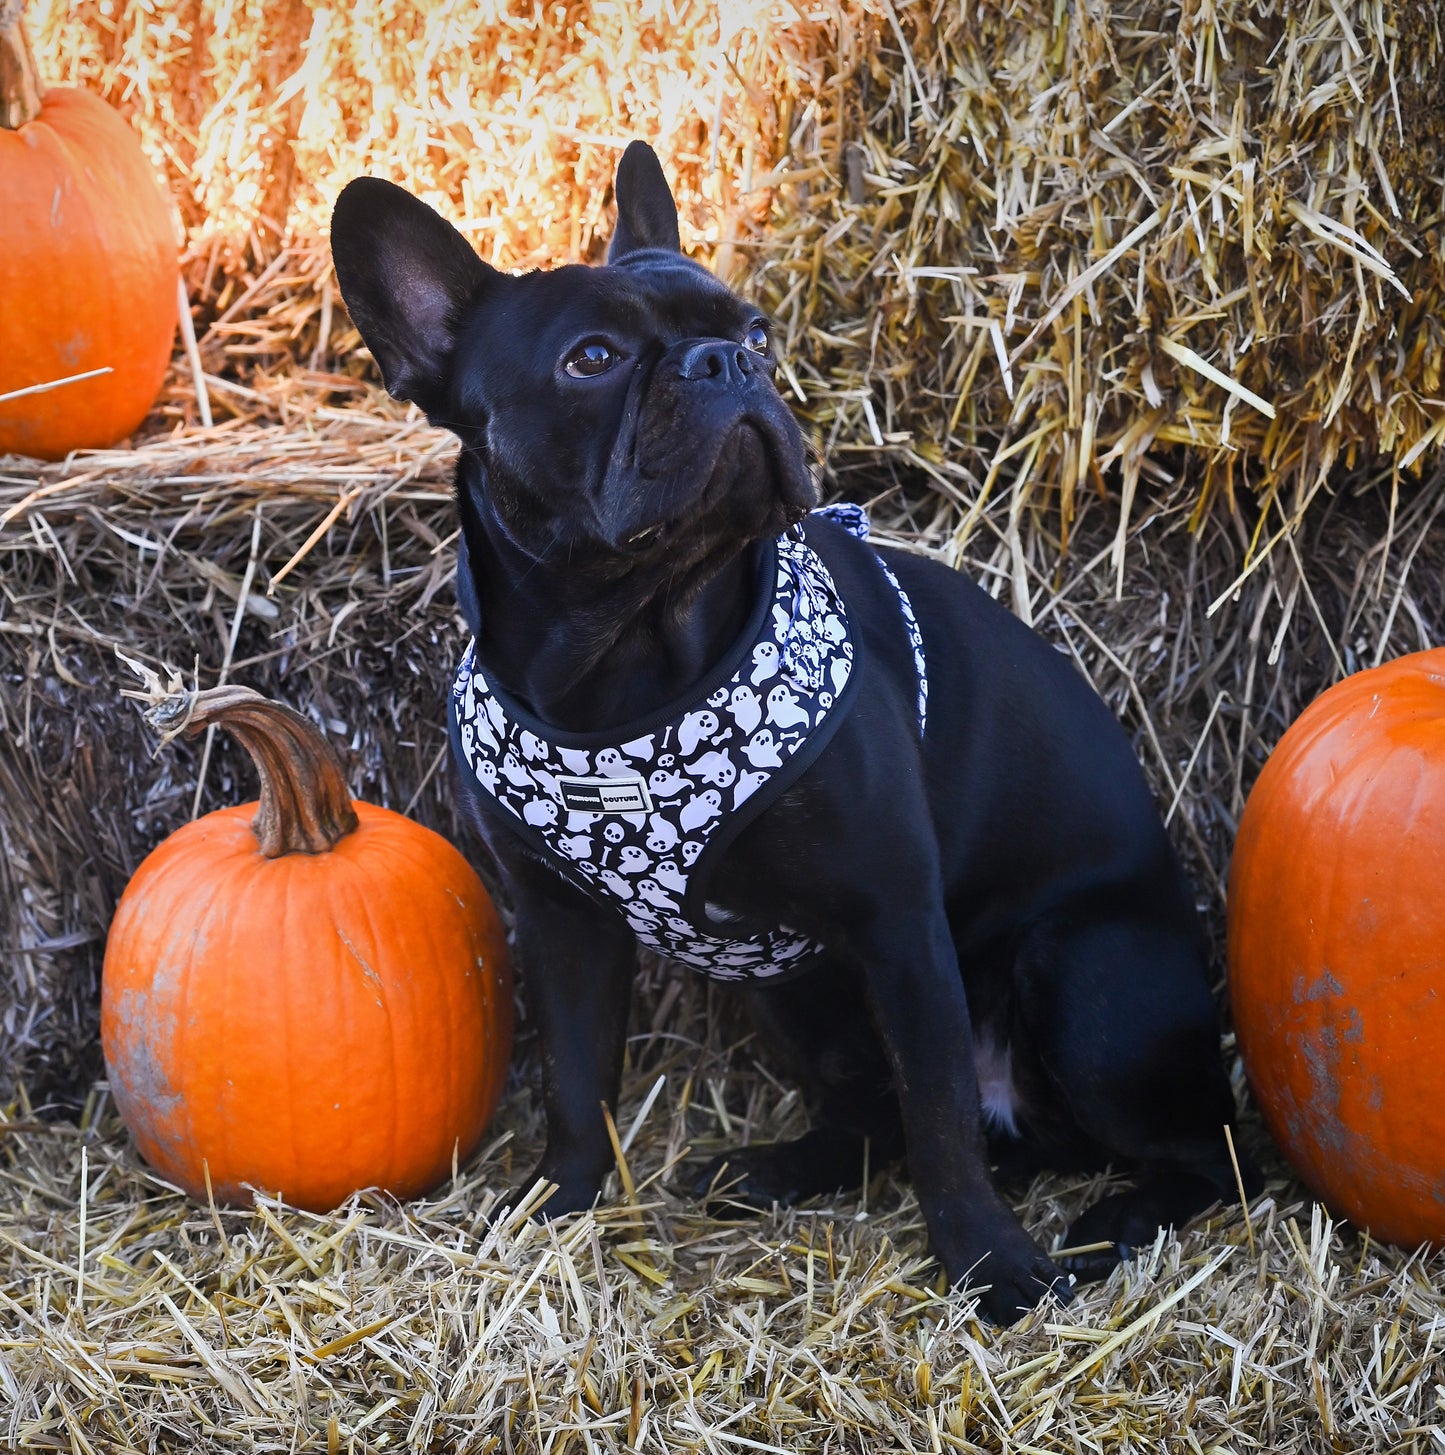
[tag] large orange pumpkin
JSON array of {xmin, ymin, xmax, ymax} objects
[
  {"xmin": 1227, "ymin": 648, "xmax": 1445, "ymax": 1247},
  {"xmin": 102, "ymin": 684, "xmax": 513, "ymax": 1211},
  {"xmin": 0, "ymin": 8, "xmax": 176, "ymax": 459}
]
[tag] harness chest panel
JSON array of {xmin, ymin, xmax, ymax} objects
[{"xmin": 450, "ymin": 506, "xmax": 925, "ymax": 981}]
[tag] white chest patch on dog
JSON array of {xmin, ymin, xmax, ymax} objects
[{"xmin": 973, "ymin": 1033, "xmax": 1020, "ymax": 1138}]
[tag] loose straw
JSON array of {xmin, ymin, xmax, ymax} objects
[{"xmin": 0, "ymin": 366, "xmax": 112, "ymax": 405}]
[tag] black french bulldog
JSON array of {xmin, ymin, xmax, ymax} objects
[{"xmin": 330, "ymin": 142, "xmax": 1254, "ymax": 1324}]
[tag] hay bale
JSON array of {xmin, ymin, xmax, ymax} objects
[
  {"xmin": 0, "ymin": 393, "xmax": 472, "ymax": 1100},
  {"xmin": 2, "ymin": 371, "xmax": 1442, "ymax": 1099},
  {"xmin": 22, "ymin": 0, "xmax": 1445, "ymax": 525},
  {"xmin": 759, "ymin": 0, "xmax": 1445, "ymax": 552}
]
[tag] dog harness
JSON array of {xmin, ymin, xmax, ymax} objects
[{"xmin": 450, "ymin": 504, "xmax": 927, "ymax": 981}]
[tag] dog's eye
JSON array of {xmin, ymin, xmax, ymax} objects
[
  {"xmin": 564, "ymin": 341, "xmax": 617, "ymax": 378},
  {"xmin": 743, "ymin": 321, "xmax": 770, "ymax": 354}
]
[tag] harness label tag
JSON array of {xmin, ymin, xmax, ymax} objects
[{"xmin": 556, "ymin": 774, "xmax": 653, "ymax": 815}]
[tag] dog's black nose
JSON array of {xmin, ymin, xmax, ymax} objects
[{"xmin": 677, "ymin": 340, "xmax": 763, "ymax": 386}]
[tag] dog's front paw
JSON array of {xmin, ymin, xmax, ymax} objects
[
  {"xmin": 974, "ymin": 1248, "xmax": 1074, "ymax": 1327},
  {"xmin": 1058, "ymin": 1169, "xmax": 1235, "ymax": 1283},
  {"xmin": 942, "ymin": 1221, "xmax": 1074, "ymax": 1326}
]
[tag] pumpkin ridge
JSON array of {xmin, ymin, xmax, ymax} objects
[
  {"xmin": 375, "ymin": 828, "xmax": 444, "ymax": 1162},
  {"xmin": 208, "ymin": 829, "xmax": 279, "ymax": 1203},
  {"xmin": 240, "ymin": 821, "xmax": 294, "ymax": 1199},
  {"xmin": 402, "ymin": 833, "xmax": 478, "ymax": 1177},
  {"xmin": 173, "ymin": 910, "xmax": 205, "ymax": 1198},
  {"xmin": 388, "ymin": 819, "xmax": 470, "ymax": 1150},
  {"xmin": 112, "ymin": 879, "xmax": 193, "ymax": 1181},
  {"xmin": 346, "ymin": 854, "xmax": 403, "ymax": 1189},
  {"xmin": 196, "ymin": 854, "xmax": 228, "ymax": 1203}
]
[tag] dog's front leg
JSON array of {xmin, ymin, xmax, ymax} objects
[
  {"xmin": 508, "ymin": 859, "xmax": 636, "ymax": 1214},
  {"xmin": 857, "ymin": 908, "xmax": 1071, "ymax": 1325}
]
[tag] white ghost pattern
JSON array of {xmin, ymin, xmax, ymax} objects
[
  {"xmin": 734, "ymin": 770, "xmax": 768, "ymax": 808},
  {"xmin": 677, "ymin": 710, "xmax": 719, "ymax": 757},
  {"xmin": 653, "ymin": 860, "xmax": 687, "ymax": 893},
  {"xmin": 599, "ymin": 868, "xmax": 634, "ymax": 899},
  {"xmin": 679, "ymin": 790, "xmax": 722, "ymax": 832},
  {"xmin": 688, "ymin": 749, "xmax": 736, "ymax": 787},
  {"xmin": 728, "ymin": 685, "xmax": 762, "ymax": 734},
  {"xmin": 765, "ymin": 685, "xmax": 809, "ymax": 730},
  {"xmin": 648, "ymin": 768, "xmax": 689, "ymax": 798},
  {"xmin": 557, "ymin": 746, "xmax": 592, "ymax": 775},
  {"xmin": 742, "ymin": 731, "xmax": 782, "ymax": 769},
  {"xmin": 750, "ymin": 642, "xmax": 780, "ymax": 685},
  {"xmin": 501, "ymin": 753, "xmax": 533, "ymax": 787},
  {"xmin": 637, "ymin": 879, "xmax": 680, "ymax": 911}
]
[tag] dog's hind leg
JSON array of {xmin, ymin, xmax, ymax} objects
[{"xmin": 1015, "ymin": 911, "xmax": 1260, "ymax": 1281}]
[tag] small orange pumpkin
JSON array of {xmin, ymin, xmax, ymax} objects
[
  {"xmin": 1227, "ymin": 648, "xmax": 1445, "ymax": 1247},
  {"xmin": 0, "ymin": 7, "xmax": 176, "ymax": 459},
  {"xmin": 102, "ymin": 683, "xmax": 513, "ymax": 1211}
]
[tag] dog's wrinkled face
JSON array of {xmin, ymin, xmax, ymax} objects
[{"xmin": 330, "ymin": 143, "xmax": 815, "ymax": 584}]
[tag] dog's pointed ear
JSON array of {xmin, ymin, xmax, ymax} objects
[
  {"xmin": 330, "ymin": 178, "xmax": 492, "ymax": 419},
  {"xmin": 608, "ymin": 142, "xmax": 681, "ymax": 261}
]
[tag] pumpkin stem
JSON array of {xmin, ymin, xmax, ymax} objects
[
  {"xmin": 0, "ymin": 3, "xmax": 43, "ymax": 131},
  {"xmin": 147, "ymin": 684, "xmax": 360, "ymax": 857}
]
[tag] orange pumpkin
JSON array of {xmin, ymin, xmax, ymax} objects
[
  {"xmin": 1228, "ymin": 648, "xmax": 1445, "ymax": 1247},
  {"xmin": 102, "ymin": 684, "xmax": 513, "ymax": 1211},
  {"xmin": 0, "ymin": 8, "xmax": 176, "ymax": 459}
]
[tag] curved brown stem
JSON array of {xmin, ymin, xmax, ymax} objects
[
  {"xmin": 147, "ymin": 684, "xmax": 359, "ymax": 857},
  {"xmin": 0, "ymin": 4, "xmax": 43, "ymax": 131}
]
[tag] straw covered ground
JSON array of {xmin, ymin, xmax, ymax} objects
[{"xmin": 3, "ymin": 0, "xmax": 1445, "ymax": 1450}]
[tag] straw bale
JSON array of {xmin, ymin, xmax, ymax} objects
[
  {"xmin": 3, "ymin": 367, "xmax": 1442, "ymax": 1099},
  {"xmin": 0, "ymin": 385, "xmax": 469, "ymax": 1100},
  {"xmin": 749, "ymin": 0, "xmax": 1445, "ymax": 554},
  {"xmin": 21, "ymin": 0, "xmax": 1445, "ymax": 530}
]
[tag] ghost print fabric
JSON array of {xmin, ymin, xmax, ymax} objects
[{"xmin": 451, "ymin": 505, "xmax": 925, "ymax": 981}]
